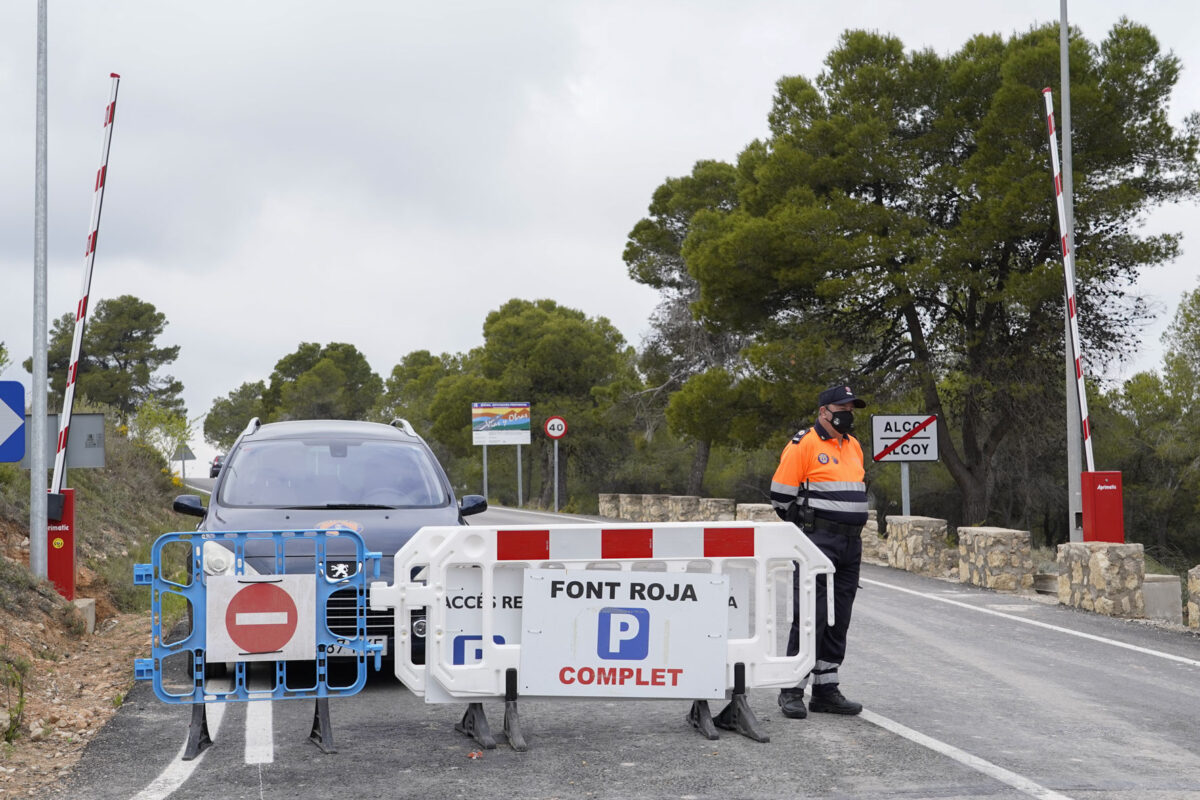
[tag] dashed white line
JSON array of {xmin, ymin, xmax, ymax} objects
[
  {"xmin": 862, "ymin": 577, "xmax": 1200, "ymax": 668},
  {"xmin": 130, "ymin": 703, "xmax": 226, "ymax": 800},
  {"xmin": 861, "ymin": 709, "xmax": 1076, "ymax": 800},
  {"xmin": 244, "ymin": 700, "xmax": 274, "ymax": 764}
]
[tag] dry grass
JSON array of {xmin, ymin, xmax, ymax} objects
[{"xmin": 0, "ymin": 416, "xmax": 185, "ymax": 796}]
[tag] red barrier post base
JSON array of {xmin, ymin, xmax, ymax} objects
[
  {"xmin": 47, "ymin": 488, "xmax": 75, "ymax": 601},
  {"xmin": 1082, "ymin": 471, "xmax": 1124, "ymax": 544}
]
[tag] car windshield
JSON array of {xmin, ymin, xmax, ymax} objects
[{"xmin": 219, "ymin": 438, "xmax": 449, "ymax": 508}]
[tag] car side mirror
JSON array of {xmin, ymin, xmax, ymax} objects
[
  {"xmin": 173, "ymin": 494, "xmax": 207, "ymax": 518},
  {"xmin": 459, "ymin": 494, "xmax": 487, "ymax": 517}
]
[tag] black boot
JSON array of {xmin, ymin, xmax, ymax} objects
[
  {"xmin": 808, "ymin": 688, "xmax": 862, "ymax": 715},
  {"xmin": 777, "ymin": 689, "xmax": 807, "ymax": 719}
]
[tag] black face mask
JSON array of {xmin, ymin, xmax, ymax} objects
[{"xmin": 829, "ymin": 409, "xmax": 855, "ymax": 434}]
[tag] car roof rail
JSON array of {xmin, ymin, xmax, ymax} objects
[
  {"xmin": 242, "ymin": 417, "xmax": 261, "ymax": 436},
  {"xmin": 390, "ymin": 418, "xmax": 417, "ymax": 437}
]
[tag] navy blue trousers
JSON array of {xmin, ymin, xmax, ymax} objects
[{"xmin": 786, "ymin": 529, "xmax": 861, "ymax": 693}]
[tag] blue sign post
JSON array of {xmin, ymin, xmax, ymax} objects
[{"xmin": 0, "ymin": 382, "xmax": 25, "ymax": 463}]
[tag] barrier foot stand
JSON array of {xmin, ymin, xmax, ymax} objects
[
  {"xmin": 456, "ymin": 702, "xmax": 497, "ymax": 750},
  {"xmin": 182, "ymin": 703, "xmax": 212, "ymax": 761},
  {"xmin": 713, "ymin": 664, "xmax": 769, "ymax": 743},
  {"xmin": 504, "ymin": 668, "xmax": 527, "ymax": 752},
  {"xmin": 687, "ymin": 700, "xmax": 720, "ymax": 740},
  {"xmin": 309, "ymin": 697, "xmax": 338, "ymax": 754}
]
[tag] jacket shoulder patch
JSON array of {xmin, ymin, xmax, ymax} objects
[{"xmin": 791, "ymin": 427, "xmax": 809, "ymax": 444}]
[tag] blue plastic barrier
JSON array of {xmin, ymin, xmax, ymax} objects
[{"xmin": 133, "ymin": 528, "xmax": 382, "ymax": 705}]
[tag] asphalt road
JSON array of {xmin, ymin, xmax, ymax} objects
[{"xmin": 52, "ymin": 507, "xmax": 1200, "ymax": 799}]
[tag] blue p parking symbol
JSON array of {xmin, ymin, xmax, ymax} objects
[{"xmin": 597, "ymin": 607, "xmax": 649, "ymax": 660}]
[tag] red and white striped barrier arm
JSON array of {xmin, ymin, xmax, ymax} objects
[
  {"xmin": 1042, "ymin": 87, "xmax": 1095, "ymax": 472},
  {"xmin": 51, "ymin": 74, "xmax": 121, "ymax": 494}
]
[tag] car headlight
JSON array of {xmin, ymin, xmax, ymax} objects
[{"xmin": 202, "ymin": 541, "xmax": 258, "ymax": 576}]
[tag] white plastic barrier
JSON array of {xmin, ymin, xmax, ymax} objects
[{"xmin": 370, "ymin": 521, "xmax": 833, "ymax": 701}]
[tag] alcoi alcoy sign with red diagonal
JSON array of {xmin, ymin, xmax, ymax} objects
[
  {"xmin": 871, "ymin": 414, "xmax": 939, "ymax": 463},
  {"xmin": 206, "ymin": 575, "xmax": 316, "ymax": 662}
]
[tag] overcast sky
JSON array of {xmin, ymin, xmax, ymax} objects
[{"xmin": 1, "ymin": 1, "xmax": 1197, "ymax": 467}]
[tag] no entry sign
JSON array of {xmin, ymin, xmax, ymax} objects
[{"xmin": 206, "ymin": 574, "xmax": 316, "ymax": 662}]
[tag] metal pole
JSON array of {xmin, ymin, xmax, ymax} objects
[
  {"xmin": 553, "ymin": 441, "xmax": 559, "ymax": 513},
  {"xmin": 516, "ymin": 444, "xmax": 522, "ymax": 508},
  {"xmin": 1060, "ymin": 0, "xmax": 1084, "ymax": 541},
  {"xmin": 482, "ymin": 445, "xmax": 488, "ymax": 499},
  {"xmin": 30, "ymin": 0, "xmax": 48, "ymax": 578},
  {"xmin": 900, "ymin": 462, "xmax": 910, "ymax": 516}
]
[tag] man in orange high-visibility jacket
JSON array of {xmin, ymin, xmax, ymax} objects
[{"xmin": 770, "ymin": 384, "xmax": 869, "ymax": 718}]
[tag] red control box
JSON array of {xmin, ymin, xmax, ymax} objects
[
  {"xmin": 1081, "ymin": 471, "xmax": 1124, "ymax": 544},
  {"xmin": 47, "ymin": 488, "xmax": 75, "ymax": 600}
]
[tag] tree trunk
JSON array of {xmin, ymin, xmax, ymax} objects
[
  {"xmin": 686, "ymin": 439, "xmax": 710, "ymax": 496},
  {"xmin": 959, "ymin": 471, "xmax": 989, "ymax": 527}
]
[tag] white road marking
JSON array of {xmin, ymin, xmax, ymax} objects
[
  {"xmin": 235, "ymin": 612, "xmax": 288, "ymax": 626},
  {"xmin": 244, "ymin": 700, "xmax": 274, "ymax": 764},
  {"xmin": 861, "ymin": 709, "xmax": 1076, "ymax": 800},
  {"xmin": 486, "ymin": 505, "xmax": 606, "ymax": 522},
  {"xmin": 862, "ymin": 577, "xmax": 1200, "ymax": 668},
  {"xmin": 130, "ymin": 703, "xmax": 226, "ymax": 800}
]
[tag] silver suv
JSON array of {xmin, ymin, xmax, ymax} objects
[{"xmin": 173, "ymin": 417, "xmax": 486, "ymax": 665}]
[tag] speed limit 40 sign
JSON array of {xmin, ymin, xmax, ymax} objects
[{"xmin": 544, "ymin": 416, "xmax": 567, "ymax": 439}]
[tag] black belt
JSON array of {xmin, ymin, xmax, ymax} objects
[{"xmin": 810, "ymin": 518, "xmax": 864, "ymax": 537}]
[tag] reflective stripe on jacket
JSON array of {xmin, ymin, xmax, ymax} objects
[{"xmin": 770, "ymin": 424, "xmax": 868, "ymax": 527}]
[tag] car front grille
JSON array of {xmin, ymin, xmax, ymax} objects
[{"xmin": 326, "ymin": 587, "xmax": 394, "ymax": 638}]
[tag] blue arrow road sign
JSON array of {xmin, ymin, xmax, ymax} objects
[{"xmin": 0, "ymin": 382, "xmax": 26, "ymax": 463}]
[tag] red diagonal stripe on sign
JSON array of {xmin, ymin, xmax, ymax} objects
[
  {"xmin": 874, "ymin": 415, "xmax": 937, "ymax": 462},
  {"xmin": 497, "ymin": 529, "xmax": 549, "ymax": 561}
]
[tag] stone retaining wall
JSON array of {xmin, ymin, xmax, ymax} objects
[
  {"xmin": 598, "ymin": 493, "xmax": 619, "ymax": 519},
  {"xmin": 599, "ymin": 494, "xmax": 779, "ymax": 523},
  {"xmin": 735, "ymin": 503, "xmax": 777, "ymax": 522},
  {"xmin": 861, "ymin": 511, "xmax": 886, "ymax": 564},
  {"xmin": 597, "ymin": 496, "xmax": 1192, "ymax": 627},
  {"xmin": 698, "ymin": 498, "xmax": 736, "ymax": 521},
  {"xmin": 957, "ymin": 527, "xmax": 1033, "ymax": 592},
  {"xmin": 1188, "ymin": 566, "xmax": 1200, "ymax": 629},
  {"xmin": 885, "ymin": 516, "xmax": 957, "ymax": 579},
  {"xmin": 1056, "ymin": 543, "xmax": 1145, "ymax": 618},
  {"xmin": 669, "ymin": 495, "xmax": 701, "ymax": 522},
  {"xmin": 617, "ymin": 493, "xmax": 643, "ymax": 521},
  {"xmin": 642, "ymin": 494, "xmax": 671, "ymax": 522}
]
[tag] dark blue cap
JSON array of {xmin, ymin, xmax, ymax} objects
[{"xmin": 819, "ymin": 384, "xmax": 866, "ymax": 408}]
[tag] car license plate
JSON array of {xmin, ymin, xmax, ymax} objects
[{"xmin": 326, "ymin": 636, "xmax": 387, "ymax": 657}]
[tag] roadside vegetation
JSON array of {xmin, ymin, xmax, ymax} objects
[
  {"xmin": 7, "ymin": 20, "xmax": 1198, "ymax": 593},
  {"xmin": 194, "ymin": 22, "xmax": 1200, "ymax": 580},
  {"xmin": 0, "ymin": 407, "xmax": 186, "ymax": 619}
]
